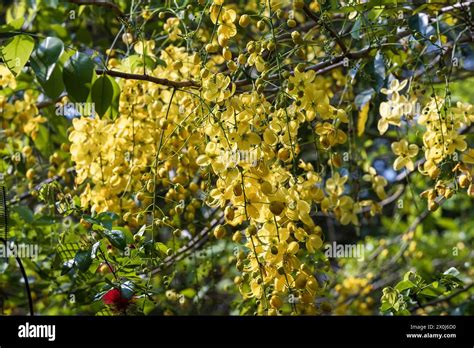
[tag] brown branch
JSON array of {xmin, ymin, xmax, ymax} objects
[
  {"xmin": 9, "ymin": 167, "xmax": 76, "ymax": 205},
  {"xmin": 95, "ymin": 69, "xmax": 200, "ymax": 89},
  {"xmin": 67, "ymin": 0, "xmax": 125, "ymax": 18},
  {"xmin": 36, "ymin": 95, "xmax": 65, "ymax": 110}
]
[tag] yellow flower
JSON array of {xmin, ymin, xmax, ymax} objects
[
  {"xmin": 228, "ymin": 129, "xmax": 261, "ymax": 151},
  {"xmin": 462, "ymin": 148, "xmax": 474, "ymax": 164},
  {"xmin": 0, "ymin": 64, "xmax": 17, "ymax": 89},
  {"xmin": 134, "ymin": 40, "xmax": 155, "ymax": 56},
  {"xmin": 362, "ymin": 167, "xmax": 387, "ymax": 200},
  {"xmin": 23, "ymin": 115, "xmax": 47, "ymax": 139},
  {"xmin": 210, "ymin": 6, "xmax": 237, "ymax": 45},
  {"xmin": 202, "ymin": 73, "xmax": 234, "ymax": 103},
  {"xmin": 391, "ymin": 139, "xmax": 418, "ymax": 171},
  {"xmin": 452, "ymin": 101, "xmax": 474, "ymax": 126},
  {"xmin": 420, "ymin": 160, "xmax": 440, "ymax": 179},
  {"xmin": 195, "ymin": 141, "xmax": 226, "ymax": 173},
  {"xmin": 378, "ymin": 101, "xmax": 402, "ymax": 134},
  {"xmin": 335, "ymin": 196, "xmax": 359, "ymax": 225},
  {"xmin": 315, "ymin": 122, "xmax": 347, "ymax": 149},
  {"xmin": 326, "ymin": 172, "xmax": 347, "ymax": 196},
  {"xmin": 418, "ymin": 96, "xmax": 444, "ymax": 125},
  {"xmin": 443, "ymin": 131, "xmax": 467, "ymax": 155},
  {"xmin": 380, "ymin": 79, "xmax": 407, "ymax": 99},
  {"xmin": 287, "ymin": 70, "xmax": 316, "ymax": 94},
  {"xmin": 306, "ymin": 234, "xmax": 322, "ymax": 253},
  {"xmin": 164, "ymin": 17, "xmax": 182, "ymax": 42}
]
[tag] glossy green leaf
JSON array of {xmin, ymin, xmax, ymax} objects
[
  {"xmin": 39, "ymin": 63, "xmax": 65, "ymax": 99},
  {"xmin": 30, "ymin": 36, "xmax": 64, "ymax": 82},
  {"xmin": 91, "ymin": 75, "xmax": 117, "ymax": 117},
  {"xmin": 74, "ymin": 250, "xmax": 93, "ymax": 272},
  {"xmin": 0, "ymin": 17, "xmax": 24, "ymax": 33},
  {"xmin": 0, "ymin": 34, "xmax": 35, "ymax": 76},
  {"xmin": 104, "ymin": 230, "xmax": 126, "ymax": 250},
  {"xmin": 63, "ymin": 52, "xmax": 94, "ymax": 102}
]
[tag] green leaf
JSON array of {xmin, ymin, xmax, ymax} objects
[
  {"xmin": 108, "ymin": 75, "xmax": 121, "ymax": 120},
  {"xmin": 408, "ymin": 13, "xmax": 431, "ymax": 36},
  {"xmin": 419, "ymin": 285, "xmax": 442, "ymax": 297},
  {"xmin": 380, "ymin": 302, "xmax": 393, "ymax": 311},
  {"xmin": 142, "ymin": 299, "xmax": 156, "ymax": 315},
  {"xmin": 443, "ymin": 267, "xmax": 460, "ymax": 277},
  {"xmin": 155, "ymin": 242, "xmax": 168, "ymax": 256},
  {"xmin": 367, "ymin": 8, "xmax": 383, "ymax": 21},
  {"xmin": 61, "ymin": 260, "xmax": 74, "ymax": 275},
  {"xmin": 91, "ymin": 75, "xmax": 120, "ymax": 118},
  {"xmin": 33, "ymin": 215, "xmax": 57, "ymax": 226},
  {"xmin": 6, "ymin": 4, "xmax": 26, "ymax": 28},
  {"xmin": 397, "ymin": 309, "xmax": 411, "ymax": 316},
  {"xmin": 104, "ymin": 230, "xmax": 126, "ymax": 250},
  {"xmin": 63, "ymin": 52, "xmax": 94, "ymax": 102},
  {"xmin": 33, "ymin": 124, "xmax": 51, "ymax": 157},
  {"xmin": 120, "ymin": 281, "xmax": 135, "ymax": 300},
  {"xmin": 39, "ymin": 63, "xmax": 64, "ymax": 99},
  {"xmin": 0, "ymin": 257, "xmax": 9, "ymax": 273},
  {"xmin": 0, "ymin": 17, "xmax": 24, "ymax": 33},
  {"xmin": 351, "ymin": 18, "xmax": 362, "ymax": 40},
  {"xmin": 96, "ymin": 212, "xmax": 119, "ymax": 230},
  {"xmin": 0, "ymin": 34, "xmax": 35, "ymax": 76},
  {"xmin": 419, "ymin": 287, "xmax": 439, "ymax": 297},
  {"xmin": 435, "ymin": 218, "xmax": 458, "ymax": 231},
  {"xmin": 180, "ymin": 288, "xmax": 196, "ymax": 298},
  {"xmin": 30, "ymin": 37, "xmax": 64, "ymax": 82},
  {"xmin": 12, "ymin": 205, "xmax": 34, "ymax": 224},
  {"xmin": 136, "ymin": 224, "xmax": 147, "ymax": 237},
  {"xmin": 355, "ymin": 88, "xmax": 374, "ymax": 109},
  {"xmin": 395, "ymin": 280, "xmax": 416, "ymax": 292},
  {"xmin": 74, "ymin": 249, "xmax": 93, "ymax": 272}
]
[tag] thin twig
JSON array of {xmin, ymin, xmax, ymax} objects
[
  {"xmin": 303, "ymin": 5, "xmax": 348, "ymax": 54},
  {"xmin": 410, "ymin": 283, "xmax": 474, "ymax": 311}
]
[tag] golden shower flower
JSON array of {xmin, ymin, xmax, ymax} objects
[{"xmin": 391, "ymin": 139, "xmax": 419, "ymax": 171}]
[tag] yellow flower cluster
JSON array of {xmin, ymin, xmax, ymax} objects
[
  {"xmin": 196, "ymin": 96, "xmax": 322, "ymax": 314},
  {"xmin": 334, "ymin": 276, "xmax": 374, "ymax": 315},
  {"xmin": 377, "ymin": 78, "xmax": 474, "ymax": 208},
  {"xmin": 210, "ymin": 1, "xmax": 237, "ymax": 47},
  {"xmin": 419, "ymin": 97, "xmax": 474, "ymax": 208},
  {"xmin": 194, "ymin": 66, "xmax": 368, "ymax": 313},
  {"xmin": 0, "ymin": 85, "xmax": 46, "ymax": 140},
  {"xmin": 69, "ymin": 47, "xmax": 202, "ymax": 224}
]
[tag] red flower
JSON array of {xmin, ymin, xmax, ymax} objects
[{"xmin": 102, "ymin": 288, "xmax": 131, "ymax": 310}]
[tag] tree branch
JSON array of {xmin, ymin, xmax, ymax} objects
[
  {"xmin": 150, "ymin": 211, "xmax": 224, "ymax": 275},
  {"xmin": 9, "ymin": 167, "xmax": 76, "ymax": 205},
  {"xmin": 410, "ymin": 282, "xmax": 474, "ymax": 312},
  {"xmin": 95, "ymin": 69, "xmax": 200, "ymax": 89}
]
